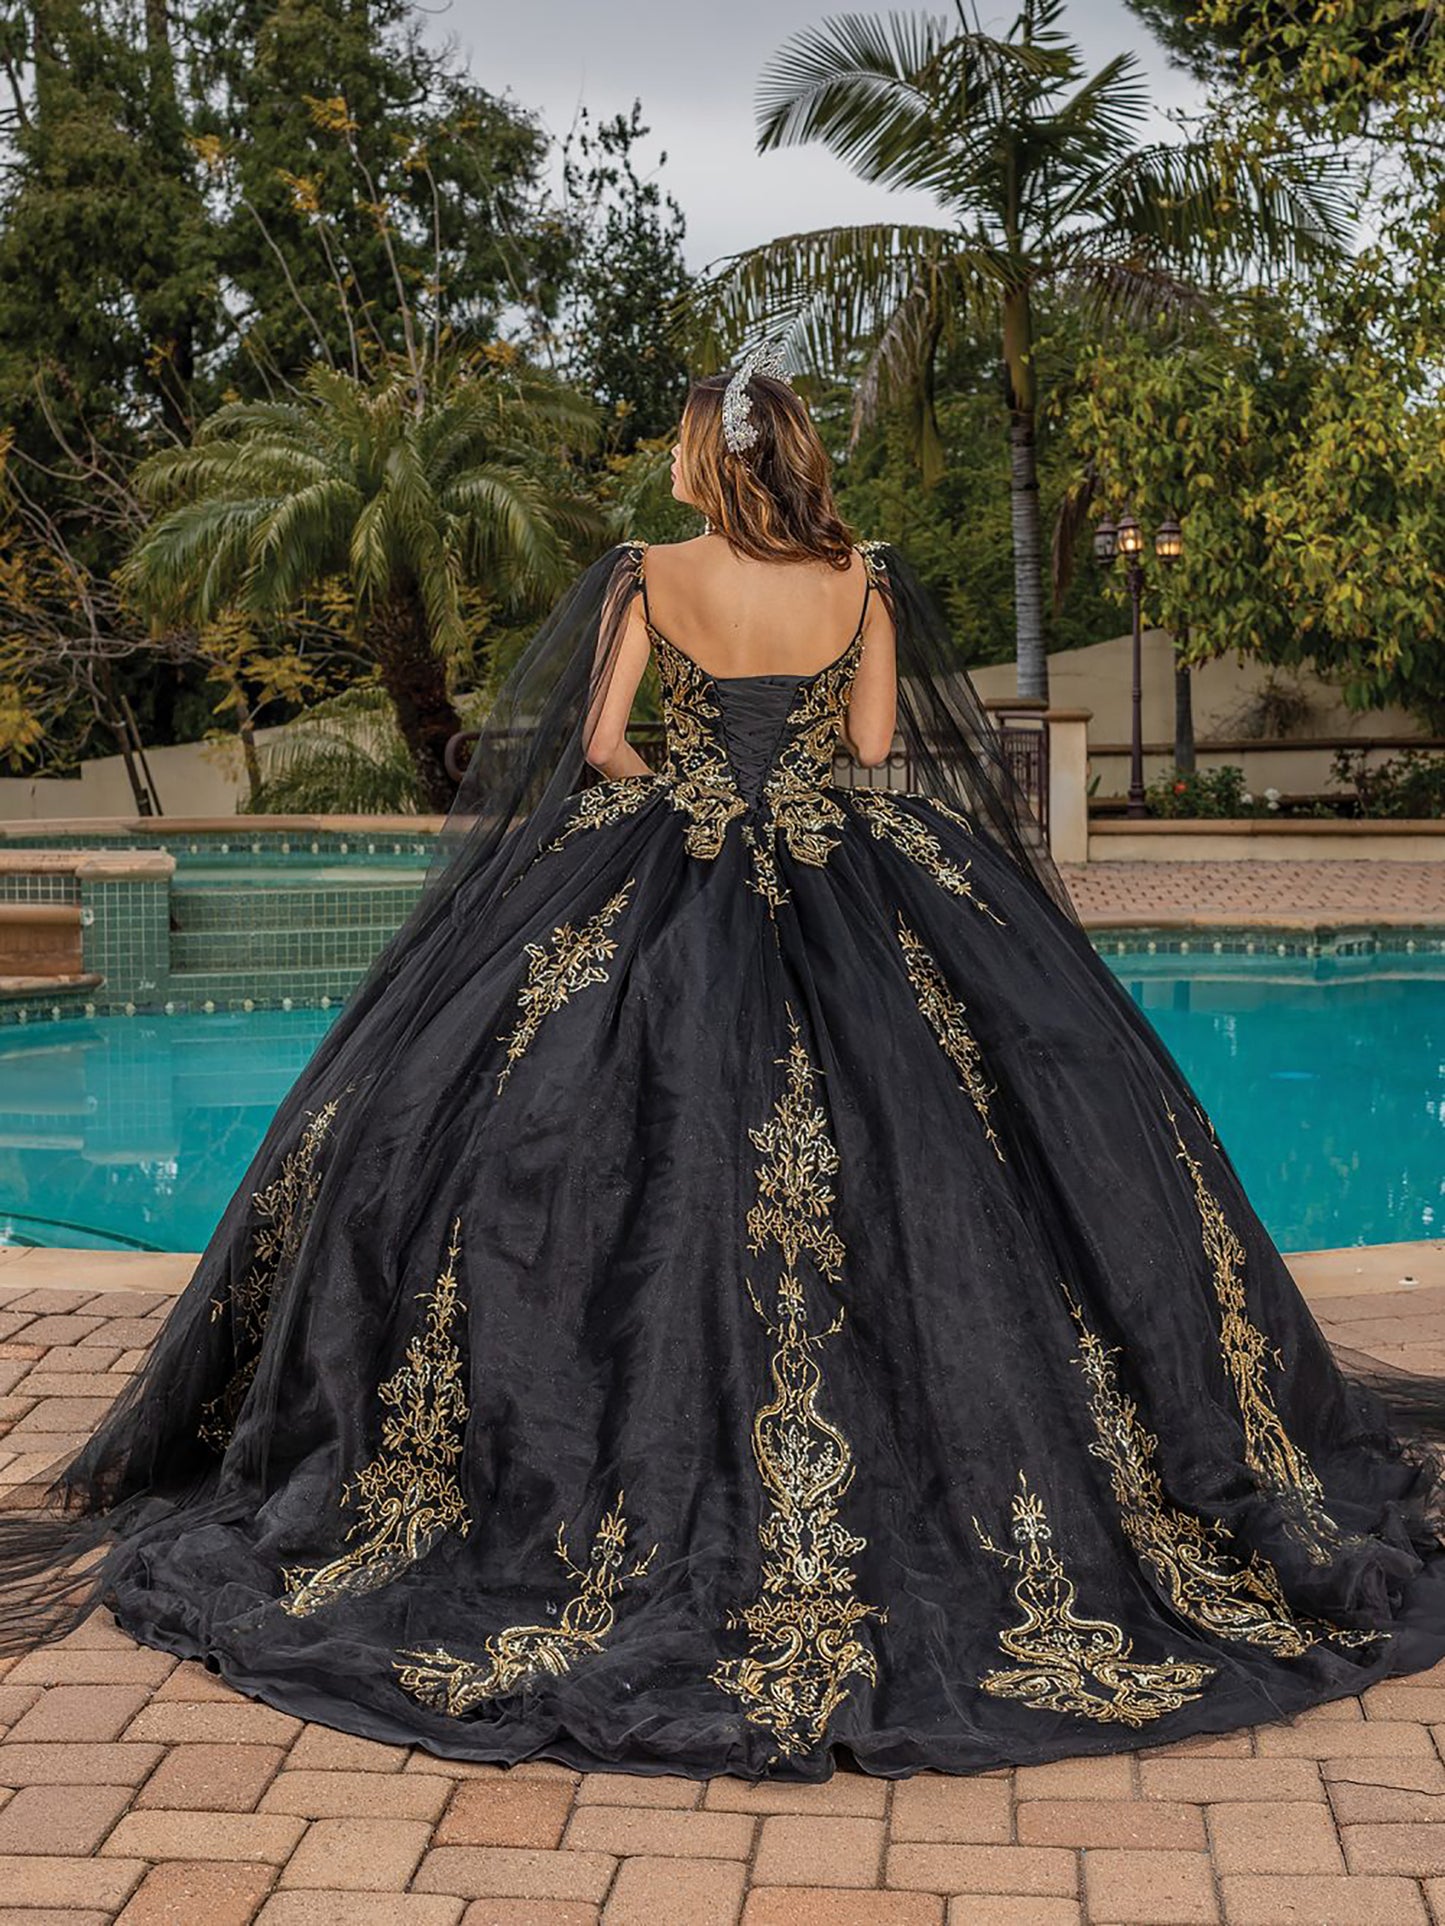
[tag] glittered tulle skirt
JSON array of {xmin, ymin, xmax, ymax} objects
[{"xmin": 4, "ymin": 786, "xmax": 1445, "ymax": 1781}]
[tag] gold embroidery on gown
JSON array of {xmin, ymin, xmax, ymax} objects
[
  {"xmin": 634, "ymin": 537, "xmax": 871, "ymax": 907},
  {"xmin": 200, "ymin": 1096, "xmax": 341, "ymax": 1451},
  {"xmin": 710, "ymin": 1008, "xmax": 886, "ymax": 1759},
  {"xmin": 896, "ymin": 916, "xmax": 1005, "ymax": 1161},
  {"xmin": 745, "ymin": 637, "xmax": 863, "ymax": 912},
  {"xmin": 921, "ymin": 793, "xmax": 976, "ymax": 835},
  {"xmin": 1062, "ymin": 1289, "xmax": 1314, "ymax": 1656},
  {"xmin": 1065, "ymin": 1288, "xmax": 1379, "ymax": 1654},
  {"xmin": 648, "ymin": 627, "xmax": 749, "ymax": 860},
  {"xmin": 847, "ymin": 791, "xmax": 1005, "ymax": 924},
  {"xmin": 281, "ymin": 1219, "xmax": 470, "ymax": 1617},
  {"xmin": 495, "ymin": 879, "xmax": 634, "ymax": 1095},
  {"xmin": 538, "ymin": 774, "xmax": 666, "ymax": 858},
  {"xmin": 1168, "ymin": 1105, "xmax": 1361, "ymax": 1567},
  {"xmin": 394, "ymin": 1492, "xmax": 657, "ymax": 1716},
  {"xmin": 974, "ymin": 1472, "xmax": 1216, "ymax": 1724}
]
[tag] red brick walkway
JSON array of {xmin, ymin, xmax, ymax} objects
[
  {"xmin": 1062, "ymin": 860, "xmax": 1445, "ymax": 928},
  {"xmin": 5, "ymin": 1263, "xmax": 1445, "ymax": 1925}
]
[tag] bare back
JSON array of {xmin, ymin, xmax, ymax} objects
[
  {"xmin": 585, "ymin": 534, "xmax": 899, "ymax": 777},
  {"xmin": 640, "ymin": 537, "xmax": 874, "ymax": 679}
]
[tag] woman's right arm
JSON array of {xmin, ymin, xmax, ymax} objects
[{"xmin": 841, "ymin": 579, "xmax": 898, "ymax": 767}]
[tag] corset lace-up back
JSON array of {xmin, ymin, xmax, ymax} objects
[{"xmin": 628, "ymin": 539, "xmax": 886, "ymax": 907}]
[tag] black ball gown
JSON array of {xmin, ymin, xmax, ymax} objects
[{"xmin": 5, "ymin": 536, "xmax": 1445, "ymax": 1784}]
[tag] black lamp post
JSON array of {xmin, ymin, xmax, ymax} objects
[{"xmin": 1094, "ymin": 511, "xmax": 1183, "ymax": 818}]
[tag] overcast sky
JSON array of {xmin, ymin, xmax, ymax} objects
[{"xmin": 432, "ymin": 1, "xmax": 1208, "ymax": 272}]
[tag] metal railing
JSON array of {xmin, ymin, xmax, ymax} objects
[{"xmin": 443, "ymin": 710, "xmax": 1051, "ymax": 838}]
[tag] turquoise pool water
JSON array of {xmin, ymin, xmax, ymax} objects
[{"xmin": 0, "ymin": 953, "xmax": 1440, "ymax": 1254}]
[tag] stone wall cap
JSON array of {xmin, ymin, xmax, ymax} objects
[
  {"xmin": 73, "ymin": 852, "xmax": 176, "ymax": 879},
  {"xmin": 0, "ymin": 847, "xmax": 176, "ymax": 877},
  {"xmin": 1091, "ymin": 817, "xmax": 1445, "ymax": 835},
  {"xmin": 0, "ymin": 814, "xmax": 447, "ymax": 838}
]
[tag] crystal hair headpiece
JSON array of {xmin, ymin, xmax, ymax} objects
[{"xmin": 721, "ymin": 338, "xmax": 793, "ymax": 455}]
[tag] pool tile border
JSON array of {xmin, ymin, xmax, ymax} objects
[
  {"xmin": 1097, "ymin": 923, "xmax": 1445, "ymax": 958},
  {"xmin": 2, "ymin": 919, "xmax": 1442, "ymax": 1025}
]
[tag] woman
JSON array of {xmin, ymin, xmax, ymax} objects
[{"xmin": 4, "ymin": 344, "xmax": 1445, "ymax": 1783}]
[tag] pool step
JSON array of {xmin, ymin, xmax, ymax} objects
[
  {"xmin": 170, "ymin": 925, "xmax": 407, "ymax": 973},
  {"xmin": 0, "ymin": 972, "xmax": 104, "ymax": 1001},
  {"xmin": 166, "ymin": 876, "xmax": 421, "ymax": 997},
  {"xmin": 0, "ymin": 902, "xmax": 85, "ymax": 979}
]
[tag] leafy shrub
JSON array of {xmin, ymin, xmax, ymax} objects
[
  {"xmin": 247, "ymin": 687, "xmax": 425, "ymax": 815},
  {"xmin": 1146, "ymin": 765, "xmax": 1257, "ymax": 817},
  {"xmin": 1331, "ymin": 747, "xmax": 1445, "ymax": 818}
]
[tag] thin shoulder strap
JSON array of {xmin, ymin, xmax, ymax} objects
[
  {"xmin": 853, "ymin": 541, "xmax": 879, "ymax": 634},
  {"xmin": 630, "ymin": 540, "xmax": 653, "ymax": 626}
]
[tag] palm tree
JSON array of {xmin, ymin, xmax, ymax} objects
[
  {"xmin": 694, "ymin": 0, "xmax": 1352, "ymax": 698},
  {"xmin": 121, "ymin": 360, "xmax": 607, "ymax": 809}
]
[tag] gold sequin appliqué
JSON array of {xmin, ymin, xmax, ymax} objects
[
  {"xmin": 710, "ymin": 1010, "xmax": 886, "ymax": 1759},
  {"xmin": 200, "ymin": 1096, "xmax": 341, "ymax": 1452},
  {"xmin": 847, "ymin": 791, "xmax": 1005, "ymax": 924},
  {"xmin": 394, "ymin": 1492, "xmax": 657, "ymax": 1716},
  {"xmin": 495, "ymin": 879, "xmax": 634, "ymax": 1095},
  {"xmin": 632, "ymin": 543, "xmax": 748, "ymax": 862},
  {"xmin": 516, "ymin": 774, "xmax": 666, "ymax": 882},
  {"xmin": 896, "ymin": 917, "xmax": 1005, "ymax": 1161},
  {"xmin": 1168, "ymin": 1105, "xmax": 1361, "ymax": 1569},
  {"xmin": 745, "ymin": 636, "xmax": 863, "ymax": 913},
  {"xmin": 974, "ymin": 1472, "xmax": 1216, "ymax": 1725},
  {"xmin": 654, "ymin": 641, "xmax": 746, "ymax": 859},
  {"xmin": 542, "ymin": 774, "xmax": 665, "ymax": 854},
  {"xmin": 1062, "ymin": 1288, "xmax": 1314, "ymax": 1657},
  {"xmin": 282, "ymin": 1219, "xmax": 471, "ymax": 1618}
]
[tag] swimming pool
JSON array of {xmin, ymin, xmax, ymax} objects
[{"xmin": 0, "ymin": 951, "xmax": 1440, "ymax": 1254}]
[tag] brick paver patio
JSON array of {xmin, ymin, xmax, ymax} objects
[
  {"xmin": 2, "ymin": 856, "xmax": 1444, "ymax": 1919},
  {"xmin": 1061, "ymin": 859, "xmax": 1445, "ymax": 928},
  {"xmin": 1, "ymin": 1242, "xmax": 1444, "ymax": 1925}
]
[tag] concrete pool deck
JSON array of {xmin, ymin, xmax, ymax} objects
[{"xmin": 3, "ymin": 1240, "xmax": 1445, "ymax": 1924}]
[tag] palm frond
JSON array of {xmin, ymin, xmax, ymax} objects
[
  {"xmin": 757, "ymin": 11, "xmax": 1068, "ymax": 207},
  {"xmin": 851, "ymin": 280, "xmax": 944, "ymax": 446},
  {"xmin": 755, "ymin": 11, "xmax": 948, "ymax": 179},
  {"xmin": 246, "ymin": 478, "xmax": 364, "ymax": 613},
  {"xmin": 121, "ymin": 498, "xmax": 274, "ymax": 623},
  {"xmin": 1050, "ymin": 251, "xmax": 1214, "ymax": 330},
  {"xmin": 443, "ymin": 469, "xmax": 571, "ymax": 611},
  {"xmin": 1071, "ymin": 139, "xmax": 1356, "ymax": 281},
  {"xmin": 249, "ymin": 685, "xmax": 424, "ymax": 816},
  {"xmin": 348, "ymin": 494, "xmax": 397, "ymax": 609},
  {"xmin": 1040, "ymin": 53, "xmax": 1150, "ymax": 173},
  {"xmin": 690, "ymin": 222, "xmax": 1001, "ymax": 376}
]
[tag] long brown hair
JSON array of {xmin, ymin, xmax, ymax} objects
[{"xmin": 677, "ymin": 371, "xmax": 857, "ymax": 568}]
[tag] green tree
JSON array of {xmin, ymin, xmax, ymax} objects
[
  {"xmin": 692, "ymin": 0, "xmax": 1352, "ymax": 700},
  {"xmin": 821, "ymin": 314, "xmax": 1117, "ymax": 664},
  {"xmin": 191, "ymin": 0, "xmax": 565, "ymax": 391},
  {"xmin": 0, "ymin": 0, "xmax": 218, "ymax": 449},
  {"xmin": 1053, "ymin": 283, "xmax": 1445, "ymax": 727},
  {"xmin": 1194, "ymin": 0, "xmax": 1445, "ymax": 130},
  {"xmin": 0, "ymin": 0, "xmax": 582, "ymax": 770},
  {"xmin": 120, "ymin": 357, "xmax": 608, "ymax": 809},
  {"xmin": 555, "ymin": 102, "xmax": 693, "ymax": 453}
]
